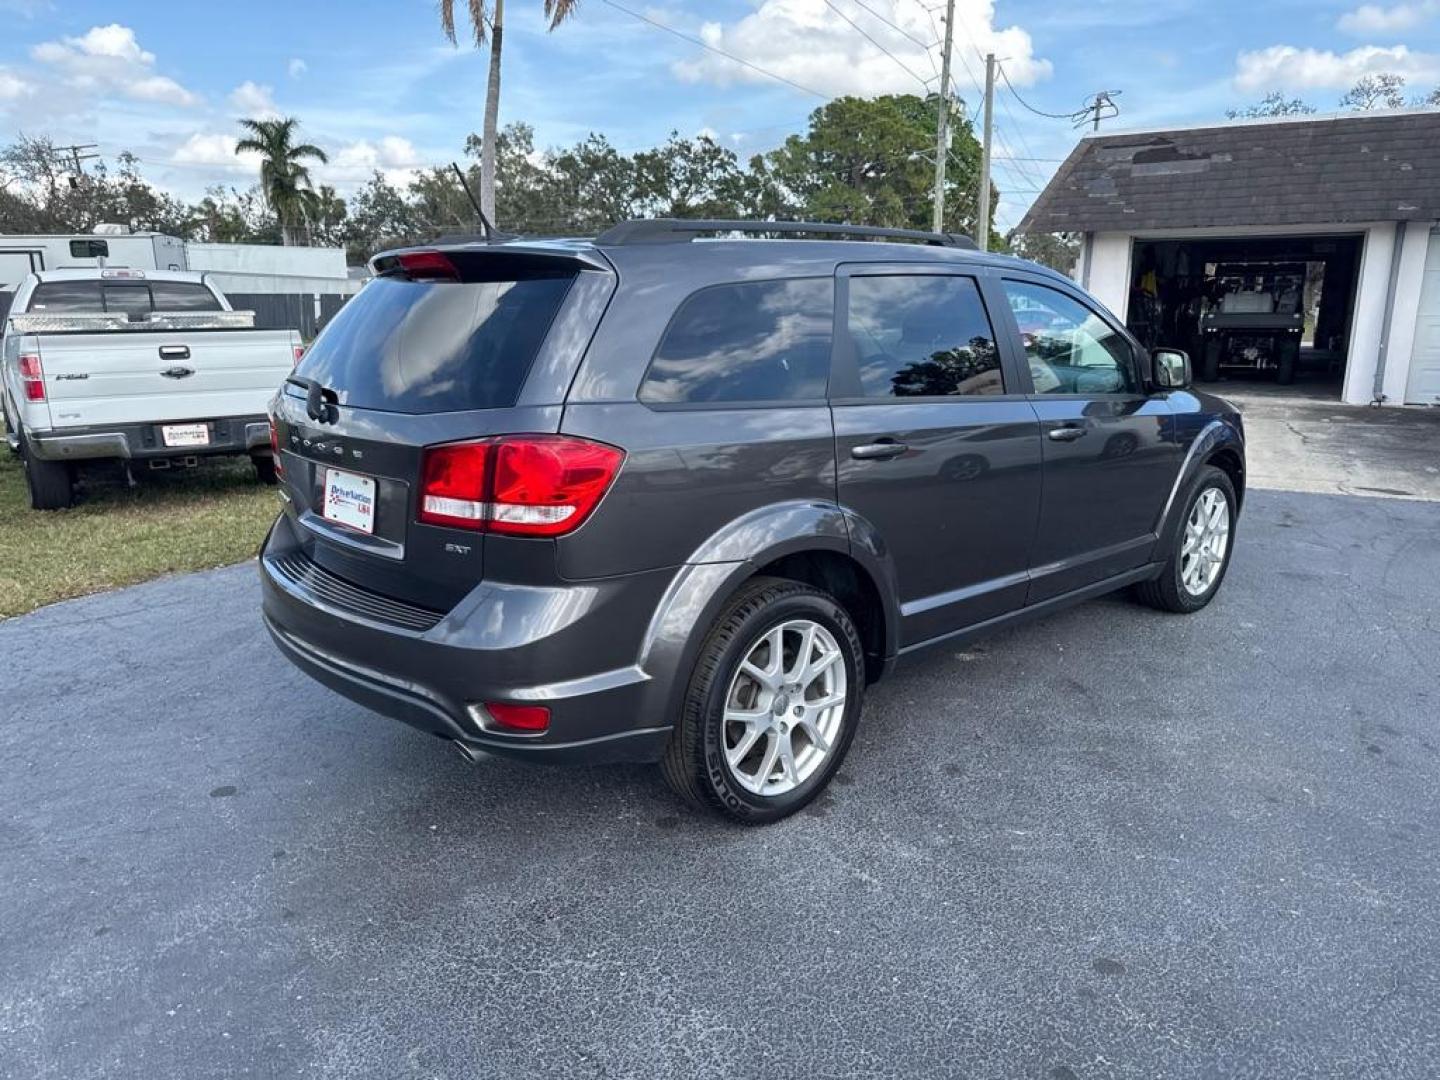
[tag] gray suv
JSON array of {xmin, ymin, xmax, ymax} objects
[{"xmin": 260, "ymin": 220, "xmax": 1245, "ymax": 823}]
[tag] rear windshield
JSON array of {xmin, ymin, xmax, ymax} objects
[
  {"xmin": 292, "ymin": 274, "xmax": 575, "ymax": 414},
  {"xmin": 27, "ymin": 280, "xmax": 221, "ymax": 316}
]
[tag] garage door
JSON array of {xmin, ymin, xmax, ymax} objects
[{"xmin": 1406, "ymin": 230, "xmax": 1440, "ymax": 405}]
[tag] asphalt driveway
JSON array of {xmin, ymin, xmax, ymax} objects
[{"xmin": 2, "ymin": 488, "xmax": 1438, "ymax": 1079}]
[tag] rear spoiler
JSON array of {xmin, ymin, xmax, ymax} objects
[{"xmin": 8, "ymin": 310, "xmax": 258, "ymax": 334}]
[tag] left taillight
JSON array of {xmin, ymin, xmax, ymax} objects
[
  {"xmin": 416, "ymin": 435, "xmax": 624, "ymax": 538},
  {"xmin": 18, "ymin": 353, "xmax": 45, "ymax": 402}
]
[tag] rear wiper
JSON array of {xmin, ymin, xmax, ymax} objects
[{"xmin": 286, "ymin": 374, "xmax": 340, "ymax": 425}]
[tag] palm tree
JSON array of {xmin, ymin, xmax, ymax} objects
[
  {"xmin": 234, "ymin": 117, "xmax": 329, "ymax": 246},
  {"xmin": 439, "ymin": 0, "xmax": 577, "ymax": 227}
]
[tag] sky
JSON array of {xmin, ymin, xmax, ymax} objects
[{"xmin": 1, "ymin": 0, "xmax": 1439, "ymax": 234}]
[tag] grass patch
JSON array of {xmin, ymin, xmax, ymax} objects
[{"xmin": 0, "ymin": 449, "xmax": 280, "ymax": 619}]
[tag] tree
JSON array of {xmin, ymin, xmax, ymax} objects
[
  {"xmin": 1006, "ymin": 229, "xmax": 1079, "ymax": 275},
  {"xmin": 750, "ymin": 95, "xmax": 993, "ymax": 240},
  {"xmin": 437, "ymin": 0, "xmax": 578, "ymax": 229},
  {"xmin": 234, "ymin": 117, "xmax": 329, "ymax": 246},
  {"xmin": 1339, "ymin": 74, "xmax": 1406, "ymax": 111},
  {"xmin": 1226, "ymin": 92, "xmax": 1316, "ymax": 119},
  {"xmin": 0, "ymin": 137, "xmax": 192, "ymax": 236}
]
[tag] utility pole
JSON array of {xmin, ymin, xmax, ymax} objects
[
  {"xmin": 1077, "ymin": 91, "xmax": 1121, "ymax": 132},
  {"xmin": 976, "ymin": 53, "xmax": 995, "ymax": 252},
  {"xmin": 930, "ymin": 0, "xmax": 955, "ymax": 234},
  {"xmin": 54, "ymin": 143, "xmax": 99, "ymax": 189}
]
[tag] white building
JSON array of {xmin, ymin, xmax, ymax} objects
[{"xmin": 1020, "ymin": 109, "xmax": 1440, "ymax": 407}]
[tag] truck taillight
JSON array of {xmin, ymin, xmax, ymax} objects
[
  {"xmin": 417, "ymin": 435, "xmax": 624, "ymax": 537},
  {"xmin": 18, "ymin": 354, "xmax": 45, "ymax": 402},
  {"xmin": 293, "ymin": 345, "xmax": 305, "ymax": 366}
]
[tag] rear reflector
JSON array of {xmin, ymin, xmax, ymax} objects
[
  {"xmin": 416, "ymin": 435, "xmax": 623, "ymax": 537},
  {"xmin": 483, "ymin": 702, "xmax": 550, "ymax": 733},
  {"xmin": 18, "ymin": 353, "xmax": 44, "ymax": 402}
]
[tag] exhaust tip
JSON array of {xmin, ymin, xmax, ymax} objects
[{"xmin": 452, "ymin": 740, "xmax": 484, "ymax": 765}]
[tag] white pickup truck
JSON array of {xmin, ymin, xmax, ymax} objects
[{"xmin": 2, "ymin": 268, "xmax": 302, "ymax": 509}]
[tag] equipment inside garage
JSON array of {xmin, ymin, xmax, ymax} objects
[{"xmin": 1125, "ymin": 235, "xmax": 1362, "ymax": 392}]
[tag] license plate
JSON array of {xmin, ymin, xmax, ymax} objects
[
  {"xmin": 162, "ymin": 422, "xmax": 209, "ymax": 447},
  {"xmin": 322, "ymin": 468, "xmax": 377, "ymax": 534}
]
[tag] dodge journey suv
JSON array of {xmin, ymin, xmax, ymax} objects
[{"xmin": 260, "ymin": 219, "xmax": 1245, "ymax": 823}]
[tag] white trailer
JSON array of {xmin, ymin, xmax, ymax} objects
[{"xmin": 0, "ymin": 233, "xmax": 188, "ymax": 290}]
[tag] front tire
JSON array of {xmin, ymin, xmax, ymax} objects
[
  {"xmin": 1134, "ymin": 465, "xmax": 1236, "ymax": 613},
  {"xmin": 21, "ymin": 436, "xmax": 75, "ymax": 510},
  {"xmin": 661, "ymin": 576, "xmax": 865, "ymax": 824},
  {"xmin": 251, "ymin": 452, "xmax": 278, "ymax": 485}
]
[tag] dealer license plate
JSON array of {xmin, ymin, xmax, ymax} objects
[
  {"xmin": 322, "ymin": 468, "xmax": 377, "ymax": 534},
  {"xmin": 161, "ymin": 422, "xmax": 209, "ymax": 447}
]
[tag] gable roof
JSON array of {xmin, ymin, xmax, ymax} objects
[{"xmin": 1018, "ymin": 109, "xmax": 1440, "ymax": 234}]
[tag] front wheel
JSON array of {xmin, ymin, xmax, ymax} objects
[
  {"xmin": 661, "ymin": 577, "xmax": 865, "ymax": 824},
  {"xmin": 1134, "ymin": 465, "xmax": 1236, "ymax": 613}
]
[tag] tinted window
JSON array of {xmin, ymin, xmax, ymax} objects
[
  {"xmin": 1003, "ymin": 281, "xmax": 1136, "ymax": 394},
  {"xmin": 102, "ymin": 284, "xmax": 152, "ymax": 320},
  {"xmin": 28, "ymin": 280, "xmax": 104, "ymax": 312},
  {"xmin": 848, "ymin": 275, "xmax": 1003, "ymax": 397},
  {"xmin": 292, "ymin": 274, "xmax": 574, "ymax": 414},
  {"xmin": 641, "ymin": 279, "xmax": 833, "ymax": 404},
  {"xmin": 69, "ymin": 239, "xmax": 109, "ymax": 259},
  {"xmin": 151, "ymin": 282, "xmax": 222, "ymax": 311}
]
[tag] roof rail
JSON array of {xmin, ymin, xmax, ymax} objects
[{"xmin": 595, "ymin": 218, "xmax": 978, "ymax": 249}]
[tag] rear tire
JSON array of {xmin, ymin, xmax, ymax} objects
[
  {"xmin": 1276, "ymin": 341, "xmax": 1297, "ymax": 385},
  {"xmin": 1201, "ymin": 340, "xmax": 1221, "ymax": 382},
  {"xmin": 1134, "ymin": 465, "xmax": 1236, "ymax": 613},
  {"xmin": 661, "ymin": 576, "xmax": 865, "ymax": 824},
  {"xmin": 21, "ymin": 436, "xmax": 75, "ymax": 510},
  {"xmin": 252, "ymin": 452, "xmax": 278, "ymax": 485}
]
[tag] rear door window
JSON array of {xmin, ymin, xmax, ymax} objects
[
  {"xmin": 640, "ymin": 278, "xmax": 833, "ymax": 404},
  {"xmin": 292, "ymin": 272, "xmax": 575, "ymax": 414},
  {"xmin": 847, "ymin": 274, "xmax": 1004, "ymax": 397}
]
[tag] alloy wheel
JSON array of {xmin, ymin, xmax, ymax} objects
[
  {"xmin": 1181, "ymin": 487, "xmax": 1230, "ymax": 597},
  {"xmin": 722, "ymin": 619, "xmax": 847, "ymax": 797}
]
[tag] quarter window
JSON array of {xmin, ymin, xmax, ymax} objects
[
  {"xmin": 1002, "ymin": 280, "xmax": 1136, "ymax": 394},
  {"xmin": 847, "ymin": 275, "xmax": 1003, "ymax": 397},
  {"xmin": 640, "ymin": 278, "xmax": 833, "ymax": 404}
]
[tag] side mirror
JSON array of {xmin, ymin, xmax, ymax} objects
[{"xmin": 1152, "ymin": 348, "xmax": 1191, "ymax": 391}]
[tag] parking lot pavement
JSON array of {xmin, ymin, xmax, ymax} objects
[{"xmin": 2, "ymin": 489, "xmax": 1438, "ymax": 1080}]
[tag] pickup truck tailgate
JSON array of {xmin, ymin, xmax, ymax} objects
[{"xmin": 35, "ymin": 329, "xmax": 298, "ymax": 428}]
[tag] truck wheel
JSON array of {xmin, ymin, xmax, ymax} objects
[
  {"xmin": 1201, "ymin": 340, "xmax": 1221, "ymax": 382},
  {"xmin": 1134, "ymin": 465, "xmax": 1236, "ymax": 614},
  {"xmin": 661, "ymin": 576, "xmax": 865, "ymax": 824},
  {"xmin": 21, "ymin": 438, "xmax": 75, "ymax": 510},
  {"xmin": 251, "ymin": 452, "xmax": 278, "ymax": 485},
  {"xmin": 1276, "ymin": 342, "xmax": 1297, "ymax": 385}
]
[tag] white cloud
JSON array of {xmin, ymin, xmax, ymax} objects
[
  {"xmin": 288, "ymin": 57, "xmax": 307, "ymax": 79},
  {"xmin": 1234, "ymin": 43, "xmax": 1440, "ymax": 91},
  {"xmin": 171, "ymin": 132, "xmax": 260, "ymax": 173},
  {"xmin": 1337, "ymin": 2, "xmax": 1437, "ymax": 34},
  {"xmin": 670, "ymin": 0, "xmax": 1050, "ymax": 103},
  {"xmin": 30, "ymin": 23, "xmax": 201, "ymax": 108},
  {"xmin": 127, "ymin": 74, "xmax": 201, "ymax": 107},
  {"xmin": 0, "ymin": 68, "xmax": 32, "ymax": 101},
  {"xmin": 229, "ymin": 80, "xmax": 279, "ymax": 117}
]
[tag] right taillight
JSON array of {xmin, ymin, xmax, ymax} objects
[
  {"xmin": 18, "ymin": 353, "xmax": 45, "ymax": 402},
  {"xmin": 269, "ymin": 416, "xmax": 284, "ymax": 477},
  {"xmin": 416, "ymin": 435, "xmax": 623, "ymax": 537}
]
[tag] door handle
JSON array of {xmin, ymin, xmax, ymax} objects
[
  {"xmin": 851, "ymin": 440, "xmax": 908, "ymax": 461},
  {"xmin": 159, "ymin": 345, "xmax": 191, "ymax": 360},
  {"xmin": 1046, "ymin": 425, "xmax": 1088, "ymax": 442}
]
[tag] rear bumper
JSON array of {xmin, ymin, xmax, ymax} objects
[
  {"xmin": 29, "ymin": 416, "xmax": 270, "ymax": 462},
  {"xmin": 258, "ymin": 512, "xmax": 678, "ymax": 765}
]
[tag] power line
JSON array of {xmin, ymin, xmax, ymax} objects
[
  {"xmin": 997, "ymin": 64, "xmax": 1085, "ymax": 121},
  {"xmin": 598, "ymin": 0, "xmax": 829, "ymax": 100},
  {"xmin": 823, "ymin": 0, "xmax": 933, "ymax": 90}
]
